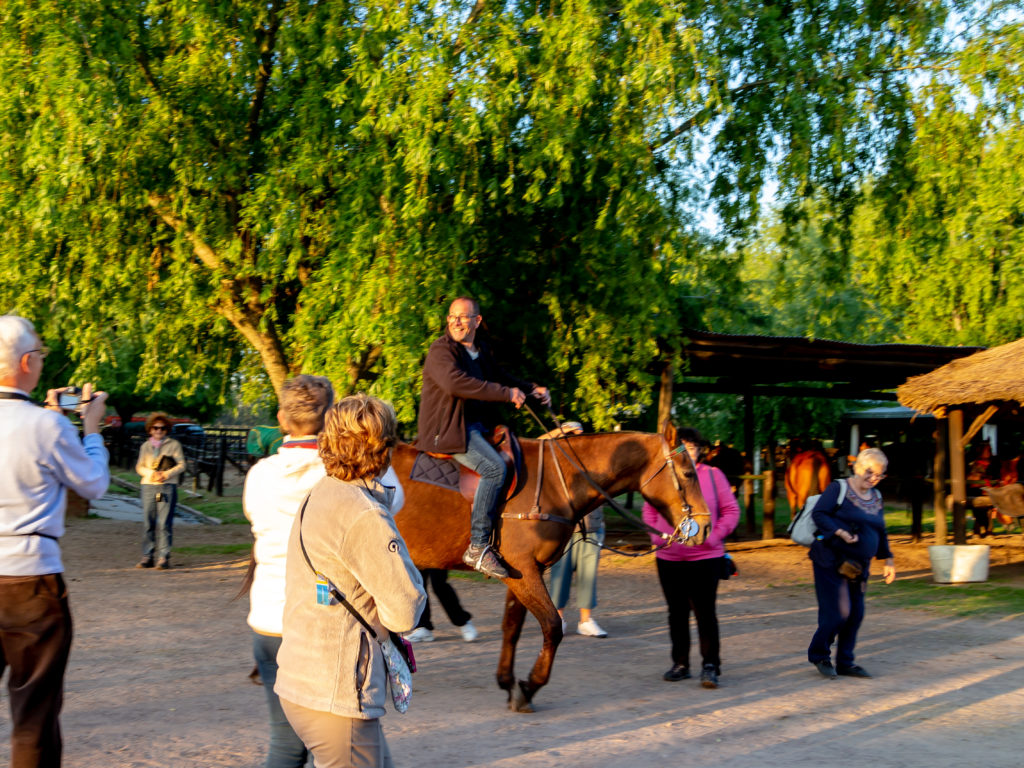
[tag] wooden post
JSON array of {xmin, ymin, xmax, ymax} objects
[
  {"xmin": 933, "ymin": 419, "xmax": 947, "ymax": 544},
  {"xmin": 910, "ymin": 476, "xmax": 924, "ymax": 543},
  {"xmin": 743, "ymin": 474, "xmax": 754, "ymax": 530},
  {"xmin": 762, "ymin": 467, "xmax": 776, "ymax": 540},
  {"xmin": 215, "ymin": 434, "xmax": 227, "ymax": 497},
  {"xmin": 744, "ymin": 393, "xmax": 756, "ymax": 535},
  {"xmin": 948, "ymin": 408, "xmax": 967, "ymax": 545}
]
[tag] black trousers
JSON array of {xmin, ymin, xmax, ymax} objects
[
  {"xmin": 655, "ymin": 558, "xmax": 721, "ymax": 672},
  {"xmin": 0, "ymin": 573, "xmax": 72, "ymax": 768},
  {"xmin": 416, "ymin": 569, "xmax": 471, "ymax": 630}
]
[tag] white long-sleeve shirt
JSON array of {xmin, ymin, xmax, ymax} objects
[
  {"xmin": 0, "ymin": 388, "xmax": 110, "ymax": 575},
  {"xmin": 243, "ymin": 437, "xmax": 404, "ymax": 636}
]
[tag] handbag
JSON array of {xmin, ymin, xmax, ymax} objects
[
  {"xmin": 719, "ymin": 553, "xmax": 738, "ymax": 580},
  {"xmin": 155, "ymin": 455, "xmax": 178, "ymax": 472},
  {"xmin": 296, "ymin": 495, "xmax": 416, "ymax": 713}
]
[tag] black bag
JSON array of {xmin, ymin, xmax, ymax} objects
[
  {"xmin": 155, "ymin": 455, "xmax": 178, "ymax": 472},
  {"xmin": 719, "ymin": 554, "xmax": 738, "ymax": 580}
]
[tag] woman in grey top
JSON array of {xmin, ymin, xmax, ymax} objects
[{"xmin": 275, "ymin": 394, "xmax": 425, "ymax": 768}]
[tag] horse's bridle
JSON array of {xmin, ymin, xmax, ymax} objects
[
  {"xmin": 638, "ymin": 440, "xmax": 702, "ymax": 545},
  {"xmin": 515, "ymin": 405, "xmax": 704, "ymax": 549}
]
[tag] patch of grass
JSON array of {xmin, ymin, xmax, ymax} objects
[
  {"xmin": 109, "ymin": 468, "xmax": 139, "ymax": 485},
  {"xmin": 107, "ymin": 466, "xmax": 249, "ymax": 523},
  {"xmin": 187, "ymin": 496, "xmax": 246, "ymax": 525},
  {"xmin": 175, "ymin": 543, "xmax": 252, "ymax": 556},
  {"xmin": 874, "ymin": 579, "xmax": 1024, "ymax": 617}
]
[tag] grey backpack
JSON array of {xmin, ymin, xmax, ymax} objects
[{"xmin": 788, "ymin": 479, "xmax": 847, "ymax": 546}]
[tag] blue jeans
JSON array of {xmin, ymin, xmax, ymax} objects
[
  {"xmin": 140, "ymin": 484, "xmax": 176, "ymax": 560},
  {"xmin": 808, "ymin": 560, "xmax": 866, "ymax": 667},
  {"xmin": 452, "ymin": 429, "xmax": 507, "ymax": 549},
  {"xmin": 549, "ymin": 527, "xmax": 604, "ymax": 611},
  {"xmin": 253, "ymin": 633, "xmax": 309, "ymax": 768}
]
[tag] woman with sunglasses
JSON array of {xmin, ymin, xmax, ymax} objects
[
  {"xmin": 135, "ymin": 412, "xmax": 186, "ymax": 569},
  {"xmin": 808, "ymin": 447, "xmax": 896, "ymax": 679}
]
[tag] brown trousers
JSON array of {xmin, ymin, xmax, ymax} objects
[{"xmin": 0, "ymin": 574, "xmax": 72, "ymax": 768}]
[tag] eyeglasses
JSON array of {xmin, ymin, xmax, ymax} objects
[
  {"xmin": 863, "ymin": 470, "xmax": 887, "ymax": 480},
  {"xmin": 24, "ymin": 345, "xmax": 50, "ymax": 359},
  {"xmin": 151, "ymin": 426, "xmax": 169, "ymax": 432},
  {"xmin": 447, "ymin": 314, "xmax": 479, "ymax": 323}
]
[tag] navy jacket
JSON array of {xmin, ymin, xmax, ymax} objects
[{"xmin": 809, "ymin": 480, "xmax": 892, "ymax": 575}]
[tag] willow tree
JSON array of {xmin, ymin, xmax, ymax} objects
[
  {"xmin": 0, "ymin": 0, "xmax": 949, "ymax": 426},
  {"xmin": 852, "ymin": 5, "xmax": 1024, "ymax": 347}
]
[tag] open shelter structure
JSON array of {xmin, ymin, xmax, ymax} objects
[
  {"xmin": 662, "ymin": 331, "xmax": 984, "ymax": 538},
  {"xmin": 898, "ymin": 337, "xmax": 1024, "ymax": 544}
]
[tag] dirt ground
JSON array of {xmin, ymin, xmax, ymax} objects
[{"xmin": 1, "ymin": 515, "xmax": 1023, "ymax": 768}]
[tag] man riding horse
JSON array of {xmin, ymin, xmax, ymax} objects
[{"xmin": 415, "ymin": 297, "xmax": 551, "ymax": 579}]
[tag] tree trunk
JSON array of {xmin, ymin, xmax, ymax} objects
[{"xmin": 225, "ymin": 315, "xmax": 292, "ymax": 395}]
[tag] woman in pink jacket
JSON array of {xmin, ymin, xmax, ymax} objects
[{"xmin": 643, "ymin": 427, "xmax": 740, "ymax": 689}]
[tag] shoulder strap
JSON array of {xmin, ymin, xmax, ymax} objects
[
  {"xmin": 836, "ymin": 478, "xmax": 847, "ymax": 505},
  {"xmin": 297, "ymin": 494, "xmax": 380, "ymax": 641},
  {"xmin": 0, "ymin": 392, "xmax": 33, "ymax": 402}
]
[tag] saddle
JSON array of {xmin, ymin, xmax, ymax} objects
[{"xmin": 409, "ymin": 426, "xmax": 525, "ymax": 504}]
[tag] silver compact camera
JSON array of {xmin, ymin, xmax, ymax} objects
[{"xmin": 57, "ymin": 386, "xmax": 82, "ymax": 412}]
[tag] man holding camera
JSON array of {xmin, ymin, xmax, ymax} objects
[{"xmin": 0, "ymin": 315, "xmax": 110, "ymax": 767}]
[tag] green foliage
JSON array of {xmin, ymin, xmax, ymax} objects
[
  {"xmin": 0, "ymin": 0, "xmax": 955, "ymax": 431},
  {"xmin": 853, "ymin": 5, "xmax": 1024, "ymax": 346}
]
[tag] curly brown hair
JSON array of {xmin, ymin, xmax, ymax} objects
[
  {"xmin": 145, "ymin": 412, "xmax": 171, "ymax": 432},
  {"xmin": 319, "ymin": 394, "xmax": 397, "ymax": 481}
]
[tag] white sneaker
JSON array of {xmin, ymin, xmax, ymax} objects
[
  {"xmin": 405, "ymin": 627, "xmax": 434, "ymax": 643},
  {"xmin": 561, "ymin": 617, "xmax": 567, "ymax": 635},
  {"xmin": 459, "ymin": 621, "xmax": 478, "ymax": 643},
  {"xmin": 577, "ymin": 619, "xmax": 608, "ymax": 638}
]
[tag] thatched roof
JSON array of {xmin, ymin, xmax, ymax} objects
[{"xmin": 897, "ymin": 337, "xmax": 1024, "ymax": 414}]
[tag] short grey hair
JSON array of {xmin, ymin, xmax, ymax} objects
[
  {"xmin": 0, "ymin": 315, "xmax": 37, "ymax": 379},
  {"xmin": 853, "ymin": 447, "xmax": 888, "ymax": 474}
]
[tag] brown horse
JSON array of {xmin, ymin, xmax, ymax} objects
[
  {"xmin": 391, "ymin": 421, "xmax": 710, "ymax": 712},
  {"xmin": 785, "ymin": 449, "xmax": 832, "ymax": 515}
]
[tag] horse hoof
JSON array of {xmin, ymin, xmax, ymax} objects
[{"xmin": 510, "ymin": 681, "xmax": 534, "ymax": 713}]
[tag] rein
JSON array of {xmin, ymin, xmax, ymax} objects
[{"xmin": 507, "ymin": 404, "xmax": 701, "ymax": 553}]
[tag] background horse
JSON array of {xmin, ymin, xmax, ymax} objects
[
  {"xmin": 785, "ymin": 449, "xmax": 832, "ymax": 515},
  {"xmin": 391, "ymin": 421, "xmax": 710, "ymax": 712}
]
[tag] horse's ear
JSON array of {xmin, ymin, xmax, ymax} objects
[{"xmin": 662, "ymin": 419, "xmax": 677, "ymax": 447}]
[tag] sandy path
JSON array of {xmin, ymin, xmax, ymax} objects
[{"xmin": 1, "ymin": 517, "xmax": 1022, "ymax": 768}]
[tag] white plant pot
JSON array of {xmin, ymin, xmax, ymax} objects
[{"xmin": 928, "ymin": 545, "xmax": 990, "ymax": 584}]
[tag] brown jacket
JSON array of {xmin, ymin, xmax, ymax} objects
[{"xmin": 414, "ymin": 332, "xmax": 534, "ymax": 454}]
